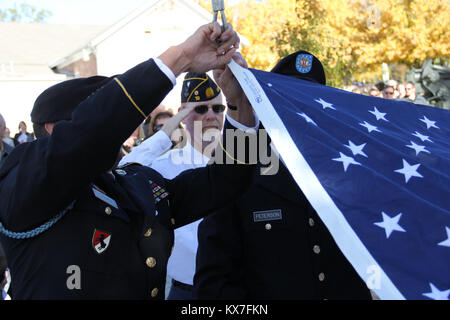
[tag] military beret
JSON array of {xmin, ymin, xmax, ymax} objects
[
  {"xmin": 271, "ymin": 50, "xmax": 326, "ymax": 85},
  {"xmin": 31, "ymin": 75, "xmax": 112, "ymax": 124},
  {"xmin": 181, "ymin": 73, "xmax": 221, "ymax": 103}
]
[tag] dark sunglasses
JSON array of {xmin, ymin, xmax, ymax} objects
[{"xmin": 194, "ymin": 104, "xmax": 225, "ymax": 115}]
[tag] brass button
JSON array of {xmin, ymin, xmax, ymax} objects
[
  {"xmin": 105, "ymin": 207, "xmax": 112, "ymax": 215},
  {"xmin": 170, "ymin": 218, "xmax": 175, "ymax": 225},
  {"xmin": 144, "ymin": 228, "xmax": 152, "ymax": 237},
  {"xmin": 265, "ymin": 223, "xmax": 272, "ymax": 230},
  {"xmin": 151, "ymin": 287, "xmax": 158, "ymax": 297},
  {"xmin": 313, "ymin": 245, "xmax": 321, "ymax": 254},
  {"xmin": 309, "ymin": 218, "xmax": 315, "ymax": 227},
  {"xmin": 318, "ymin": 272, "xmax": 325, "ymax": 281},
  {"xmin": 146, "ymin": 257, "xmax": 156, "ymax": 268}
]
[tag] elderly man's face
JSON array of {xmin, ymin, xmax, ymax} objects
[
  {"xmin": 0, "ymin": 116, "xmax": 5, "ymax": 138},
  {"xmin": 369, "ymin": 89, "xmax": 379, "ymax": 97},
  {"xmin": 181, "ymin": 94, "xmax": 225, "ymax": 143}
]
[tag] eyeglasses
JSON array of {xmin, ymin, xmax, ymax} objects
[{"xmin": 194, "ymin": 104, "xmax": 225, "ymax": 115}]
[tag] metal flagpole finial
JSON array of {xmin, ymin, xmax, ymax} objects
[{"xmin": 211, "ymin": 0, "xmax": 228, "ymax": 32}]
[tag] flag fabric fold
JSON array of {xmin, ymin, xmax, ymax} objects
[{"xmin": 229, "ymin": 60, "xmax": 450, "ymax": 300}]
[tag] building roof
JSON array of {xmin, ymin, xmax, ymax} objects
[
  {"xmin": 0, "ymin": 22, "xmax": 106, "ymax": 78},
  {"xmin": 49, "ymin": 0, "xmax": 221, "ymax": 70}
]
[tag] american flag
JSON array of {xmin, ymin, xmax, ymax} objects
[{"xmin": 229, "ymin": 60, "xmax": 450, "ymax": 300}]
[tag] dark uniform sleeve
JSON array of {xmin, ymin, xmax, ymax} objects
[
  {"xmin": 0, "ymin": 59, "xmax": 173, "ymax": 232},
  {"xmin": 194, "ymin": 204, "xmax": 246, "ymax": 299}
]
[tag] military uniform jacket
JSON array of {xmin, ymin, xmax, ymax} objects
[
  {"xmin": 194, "ymin": 161, "xmax": 372, "ymax": 300},
  {"xmin": 0, "ymin": 59, "xmax": 253, "ymax": 299}
]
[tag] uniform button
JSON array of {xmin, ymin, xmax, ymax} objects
[
  {"xmin": 309, "ymin": 218, "xmax": 315, "ymax": 227},
  {"xmin": 144, "ymin": 228, "xmax": 152, "ymax": 237},
  {"xmin": 170, "ymin": 218, "xmax": 175, "ymax": 225},
  {"xmin": 151, "ymin": 287, "xmax": 158, "ymax": 297},
  {"xmin": 313, "ymin": 245, "xmax": 321, "ymax": 254},
  {"xmin": 265, "ymin": 223, "xmax": 272, "ymax": 230},
  {"xmin": 105, "ymin": 207, "xmax": 112, "ymax": 215},
  {"xmin": 318, "ymin": 272, "xmax": 325, "ymax": 281},
  {"xmin": 146, "ymin": 257, "xmax": 156, "ymax": 268}
]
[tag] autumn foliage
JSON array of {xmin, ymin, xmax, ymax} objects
[{"xmin": 196, "ymin": 0, "xmax": 449, "ymax": 86}]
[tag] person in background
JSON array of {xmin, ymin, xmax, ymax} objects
[
  {"xmin": 13, "ymin": 121, "xmax": 34, "ymax": 146},
  {"xmin": 368, "ymin": 86, "xmax": 381, "ymax": 97},
  {"xmin": 148, "ymin": 110, "xmax": 174, "ymax": 137},
  {"xmin": 351, "ymin": 87, "xmax": 363, "ymax": 95},
  {"xmin": 396, "ymin": 82, "xmax": 406, "ymax": 99},
  {"xmin": 0, "ymin": 114, "xmax": 14, "ymax": 167},
  {"xmin": 403, "ymin": 81, "xmax": 429, "ymax": 105},
  {"xmin": 0, "ymin": 113, "xmax": 12, "ymax": 299},
  {"xmin": 2, "ymin": 128, "xmax": 14, "ymax": 147},
  {"xmin": 120, "ymin": 70, "xmax": 257, "ymax": 300},
  {"xmin": 382, "ymin": 85, "xmax": 395, "ymax": 99}
]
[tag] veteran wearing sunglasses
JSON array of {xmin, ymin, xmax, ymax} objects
[
  {"xmin": 119, "ymin": 71, "xmax": 258, "ymax": 300},
  {"xmin": 120, "ymin": 72, "xmax": 227, "ymax": 167}
]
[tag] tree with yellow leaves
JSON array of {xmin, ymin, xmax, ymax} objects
[{"xmin": 195, "ymin": 0, "xmax": 449, "ymax": 87}]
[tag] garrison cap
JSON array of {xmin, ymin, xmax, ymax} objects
[
  {"xmin": 31, "ymin": 76, "xmax": 112, "ymax": 124},
  {"xmin": 271, "ymin": 50, "xmax": 326, "ymax": 85},
  {"xmin": 181, "ymin": 73, "xmax": 221, "ymax": 103}
]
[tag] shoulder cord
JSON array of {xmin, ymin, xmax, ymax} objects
[{"xmin": 0, "ymin": 201, "xmax": 76, "ymax": 239}]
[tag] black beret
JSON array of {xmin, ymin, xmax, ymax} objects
[
  {"xmin": 181, "ymin": 73, "xmax": 221, "ymax": 103},
  {"xmin": 271, "ymin": 50, "xmax": 326, "ymax": 85},
  {"xmin": 31, "ymin": 75, "xmax": 112, "ymax": 124}
]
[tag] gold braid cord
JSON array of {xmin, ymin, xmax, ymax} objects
[
  {"xmin": 113, "ymin": 78, "xmax": 147, "ymax": 119},
  {"xmin": 218, "ymin": 138, "xmax": 256, "ymax": 165}
]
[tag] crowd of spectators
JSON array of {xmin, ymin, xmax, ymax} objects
[{"xmin": 344, "ymin": 79, "xmax": 430, "ymax": 105}]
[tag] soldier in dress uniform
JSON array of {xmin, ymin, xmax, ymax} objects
[
  {"xmin": 194, "ymin": 51, "xmax": 373, "ymax": 300},
  {"xmin": 0, "ymin": 22, "xmax": 249, "ymax": 300}
]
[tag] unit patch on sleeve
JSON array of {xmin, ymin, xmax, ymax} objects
[{"xmin": 92, "ymin": 229, "xmax": 112, "ymax": 254}]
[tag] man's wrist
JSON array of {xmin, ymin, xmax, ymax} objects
[{"xmin": 157, "ymin": 46, "xmax": 191, "ymax": 77}]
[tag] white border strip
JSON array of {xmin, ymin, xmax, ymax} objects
[{"xmin": 228, "ymin": 60, "xmax": 405, "ymax": 300}]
